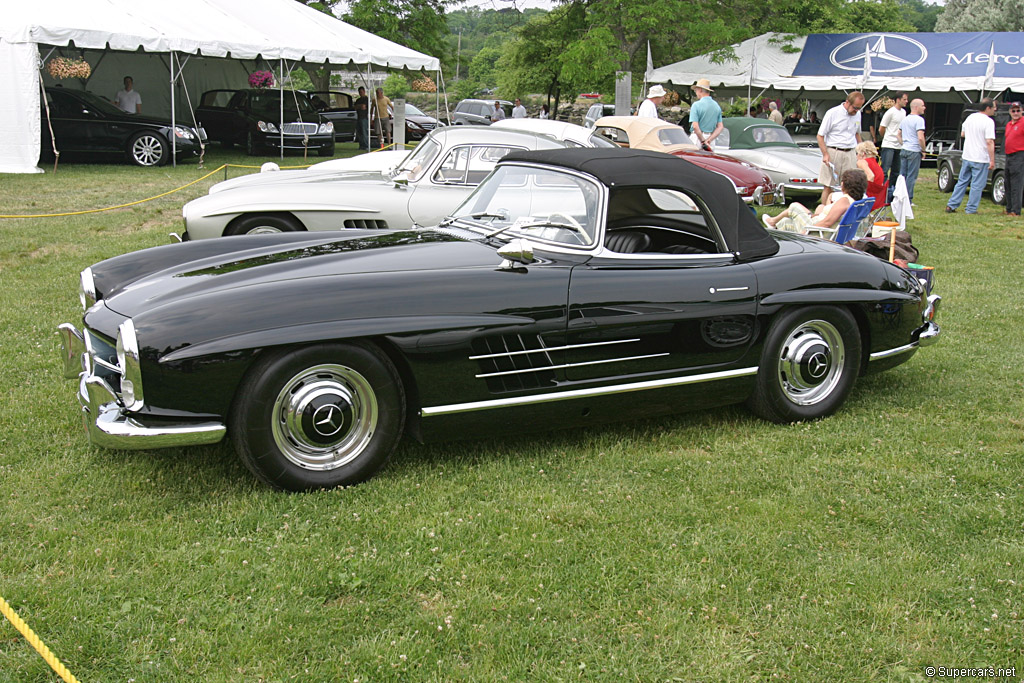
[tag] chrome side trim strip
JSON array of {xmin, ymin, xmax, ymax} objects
[
  {"xmin": 474, "ymin": 353, "xmax": 670, "ymax": 378},
  {"xmin": 869, "ymin": 342, "xmax": 917, "ymax": 361},
  {"xmin": 469, "ymin": 338, "xmax": 640, "ymax": 360},
  {"xmin": 422, "ymin": 366, "xmax": 759, "ymax": 417}
]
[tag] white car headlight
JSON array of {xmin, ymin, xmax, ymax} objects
[
  {"xmin": 318, "ymin": 122, "xmax": 334, "ymax": 134},
  {"xmin": 116, "ymin": 319, "xmax": 145, "ymax": 411},
  {"xmin": 257, "ymin": 121, "xmax": 279, "ymax": 133},
  {"xmin": 173, "ymin": 126, "xmax": 196, "ymax": 140}
]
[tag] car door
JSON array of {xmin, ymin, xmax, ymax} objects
[
  {"xmin": 406, "ymin": 143, "xmax": 528, "ymax": 226},
  {"xmin": 565, "ymin": 257, "xmax": 758, "ymax": 382},
  {"xmin": 564, "ymin": 187, "xmax": 759, "ymax": 382}
]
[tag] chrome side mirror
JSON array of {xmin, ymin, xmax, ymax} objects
[{"xmin": 497, "ymin": 238, "xmax": 535, "ymax": 269}]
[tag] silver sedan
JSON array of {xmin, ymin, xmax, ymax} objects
[{"xmin": 182, "ymin": 126, "xmax": 564, "ymax": 239}]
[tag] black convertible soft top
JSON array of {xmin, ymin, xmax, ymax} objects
[{"xmin": 500, "ymin": 147, "xmax": 780, "ymax": 261}]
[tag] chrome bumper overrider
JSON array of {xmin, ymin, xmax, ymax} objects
[
  {"xmin": 869, "ymin": 295, "xmax": 941, "ymax": 361},
  {"xmin": 59, "ymin": 322, "xmax": 226, "ymax": 450}
]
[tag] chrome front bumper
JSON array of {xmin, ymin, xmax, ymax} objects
[{"xmin": 59, "ymin": 322, "xmax": 226, "ymax": 450}]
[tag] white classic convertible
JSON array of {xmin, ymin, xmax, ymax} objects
[{"xmin": 181, "ymin": 126, "xmax": 574, "ymax": 239}]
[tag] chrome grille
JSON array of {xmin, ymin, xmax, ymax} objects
[
  {"xmin": 471, "ymin": 335, "xmax": 558, "ymax": 393},
  {"xmin": 282, "ymin": 122, "xmax": 318, "ymax": 135}
]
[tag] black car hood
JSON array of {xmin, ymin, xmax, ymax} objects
[{"xmin": 101, "ymin": 230, "xmax": 498, "ymax": 318}]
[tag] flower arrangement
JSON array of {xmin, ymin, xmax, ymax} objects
[
  {"xmin": 411, "ymin": 76, "xmax": 437, "ymax": 93},
  {"xmin": 47, "ymin": 57, "xmax": 91, "ymax": 80},
  {"xmin": 248, "ymin": 70, "xmax": 275, "ymax": 89},
  {"xmin": 871, "ymin": 96, "xmax": 894, "ymax": 112},
  {"xmin": 662, "ymin": 89, "xmax": 681, "ymax": 106}
]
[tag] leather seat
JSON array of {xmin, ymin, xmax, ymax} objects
[
  {"xmin": 661, "ymin": 244, "xmax": 706, "ymax": 255},
  {"xmin": 605, "ymin": 230, "xmax": 651, "ymax": 254}
]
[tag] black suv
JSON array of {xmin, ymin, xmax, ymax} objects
[
  {"xmin": 196, "ymin": 89, "xmax": 335, "ymax": 156},
  {"xmin": 936, "ymin": 102, "xmax": 1013, "ymax": 205}
]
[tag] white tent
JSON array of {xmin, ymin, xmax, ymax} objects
[
  {"xmin": 0, "ymin": 0, "xmax": 440, "ymax": 173},
  {"xmin": 648, "ymin": 32, "xmax": 1024, "ymax": 103}
]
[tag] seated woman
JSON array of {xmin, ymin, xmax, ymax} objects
[
  {"xmin": 856, "ymin": 140, "xmax": 886, "ymax": 209},
  {"xmin": 761, "ymin": 169, "xmax": 868, "ymax": 236}
]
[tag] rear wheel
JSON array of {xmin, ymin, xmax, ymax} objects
[
  {"xmin": 748, "ymin": 306, "xmax": 861, "ymax": 423},
  {"xmin": 230, "ymin": 342, "xmax": 405, "ymax": 491},
  {"xmin": 937, "ymin": 162, "xmax": 955, "ymax": 193},
  {"xmin": 224, "ymin": 213, "xmax": 304, "ymax": 236},
  {"xmin": 992, "ymin": 170, "xmax": 1006, "ymax": 205},
  {"xmin": 127, "ymin": 132, "xmax": 168, "ymax": 167}
]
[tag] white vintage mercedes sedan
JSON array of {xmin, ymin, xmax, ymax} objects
[{"xmin": 181, "ymin": 126, "xmax": 566, "ymax": 239}]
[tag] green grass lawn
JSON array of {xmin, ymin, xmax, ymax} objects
[{"xmin": 1, "ymin": 150, "xmax": 1022, "ymax": 682}]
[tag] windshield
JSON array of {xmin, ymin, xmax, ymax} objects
[
  {"xmin": 656, "ymin": 127, "xmax": 692, "ymax": 146},
  {"xmin": 750, "ymin": 126, "xmax": 795, "ymax": 145},
  {"xmin": 63, "ymin": 90, "xmax": 125, "ymax": 117},
  {"xmin": 249, "ymin": 91, "xmax": 318, "ymax": 120},
  {"xmin": 404, "ymin": 103, "xmax": 426, "ymax": 117},
  {"xmin": 448, "ymin": 164, "xmax": 602, "ymax": 248},
  {"xmin": 393, "ymin": 136, "xmax": 441, "ymax": 181}
]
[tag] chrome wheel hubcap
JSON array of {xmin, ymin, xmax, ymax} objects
[
  {"xmin": 247, "ymin": 225, "xmax": 284, "ymax": 234},
  {"xmin": 776, "ymin": 320, "xmax": 845, "ymax": 406},
  {"xmin": 132, "ymin": 135, "xmax": 163, "ymax": 165},
  {"xmin": 271, "ymin": 364, "xmax": 378, "ymax": 470}
]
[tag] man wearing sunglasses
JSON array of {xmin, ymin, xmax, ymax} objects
[
  {"xmin": 1006, "ymin": 102, "xmax": 1024, "ymax": 217},
  {"xmin": 816, "ymin": 91, "xmax": 865, "ymax": 205}
]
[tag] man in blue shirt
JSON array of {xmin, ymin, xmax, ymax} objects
[
  {"xmin": 897, "ymin": 98, "xmax": 927, "ymax": 202},
  {"xmin": 689, "ymin": 78, "xmax": 722, "ymax": 151}
]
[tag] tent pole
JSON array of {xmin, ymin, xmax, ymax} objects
[
  {"xmin": 280, "ymin": 59, "xmax": 285, "ymax": 160},
  {"xmin": 171, "ymin": 52, "xmax": 177, "ymax": 167}
]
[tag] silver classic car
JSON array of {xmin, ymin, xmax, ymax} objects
[
  {"xmin": 716, "ymin": 118, "xmax": 826, "ymax": 200},
  {"xmin": 182, "ymin": 126, "xmax": 564, "ymax": 239}
]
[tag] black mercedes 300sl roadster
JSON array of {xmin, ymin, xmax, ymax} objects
[{"xmin": 59, "ymin": 148, "xmax": 941, "ymax": 491}]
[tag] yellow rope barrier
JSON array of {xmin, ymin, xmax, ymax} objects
[
  {"xmin": 0, "ymin": 595, "xmax": 81, "ymax": 683},
  {"xmin": 0, "ymin": 162, "xmax": 317, "ymax": 220}
]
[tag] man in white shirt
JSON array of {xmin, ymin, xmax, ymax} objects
[
  {"xmin": 637, "ymin": 85, "xmax": 665, "ymax": 120},
  {"xmin": 113, "ymin": 76, "xmax": 141, "ymax": 114},
  {"xmin": 816, "ymin": 91, "xmax": 865, "ymax": 204},
  {"xmin": 767, "ymin": 101, "xmax": 784, "ymax": 125},
  {"xmin": 877, "ymin": 92, "xmax": 907, "ymax": 203},
  {"xmin": 511, "ymin": 98, "xmax": 527, "ymax": 119},
  {"xmin": 946, "ymin": 99, "xmax": 997, "ymax": 214}
]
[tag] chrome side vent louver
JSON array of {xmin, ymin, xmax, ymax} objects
[
  {"xmin": 470, "ymin": 335, "xmax": 558, "ymax": 393},
  {"xmin": 343, "ymin": 219, "xmax": 388, "ymax": 230}
]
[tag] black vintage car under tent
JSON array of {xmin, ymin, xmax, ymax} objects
[{"xmin": 0, "ymin": 0, "xmax": 441, "ymax": 173}]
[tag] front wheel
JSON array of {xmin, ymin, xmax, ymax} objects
[
  {"xmin": 748, "ymin": 306, "xmax": 861, "ymax": 423},
  {"xmin": 127, "ymin": 132, "xmax": 168, "ymax": 167},
  {"xmin": 992, "ymin": 170, "xmax": 1005, "ymax": 205},
  {"xmin": 224, "ymin": 213, "xmax": 304, "ymax": 236},
  {"xmin": 937, "ymin": 162, "xmax": 955, "ymax": 193},
  {"xmin": 230, "ymin": 342, "xmax": 406, "ymax": 491}
]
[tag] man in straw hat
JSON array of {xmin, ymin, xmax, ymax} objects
[
  {"xmin": 638, "ymin": 84, "xmax": 665, "ymax": 119},
  {"xmin": 689, "ymin": 78, "xmax": 723, "ymax": 151}
]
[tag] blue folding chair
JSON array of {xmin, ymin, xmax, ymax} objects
[{"xmin": 808, "ymin": 197, "xmax": 876, "ymax": 243}]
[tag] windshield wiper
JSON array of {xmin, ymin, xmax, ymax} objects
[
  {"xmin": 485, "ymin": 220, "xmax": 581, "ymax": 238},
  {"xmin": 439, "ymin": 211, "xmax": 506, "ymax": 228}
]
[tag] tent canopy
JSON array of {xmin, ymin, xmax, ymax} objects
[
  {"xmin": 0, "ymin": 0, "xmax": 439, "ymax": 173},
  {"xmin": 648, "ymin": 32, "xmax": 1024, "ymax": 102},
  {"xmin": 2, "ymin": 0, "xmax": 439, "ymax": 70}
]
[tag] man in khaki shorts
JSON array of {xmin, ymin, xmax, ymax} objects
[{"xmin": 816, "ymin": 91, "xmax": 865, "ymax": 205}]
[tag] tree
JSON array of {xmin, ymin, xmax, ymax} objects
[
  {"xmin": 343, "ymin": 0, "xmax": 455, "ymax": 64},
  {"xmin": 935, "ymin": 0, "xmax": 1024, "ymax": 31},
  {"xmin": 898, "ymin": 0, "xmax": 942, "ymax": 31}
]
